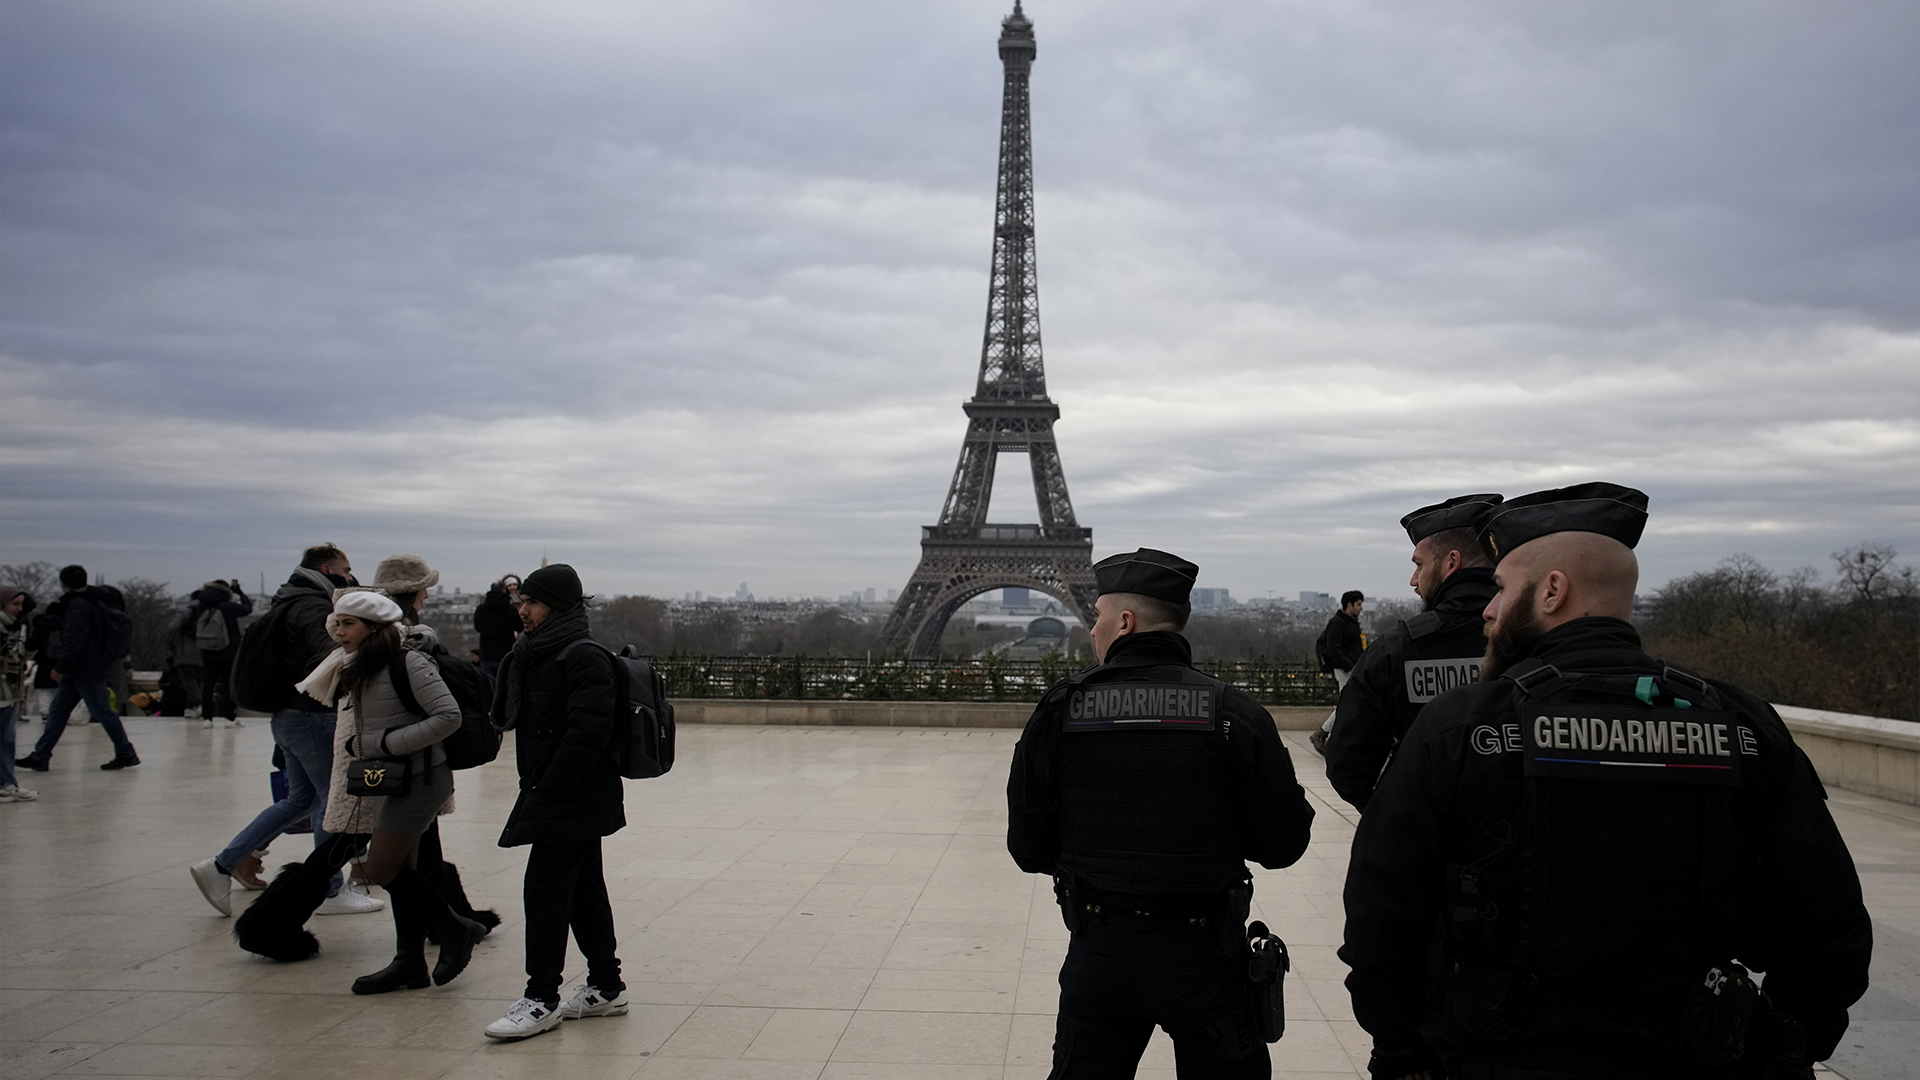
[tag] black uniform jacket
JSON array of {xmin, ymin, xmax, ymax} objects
[
  {"xmin": 495, "ymin": 639, "xmax": 626, "ymax": 847},
  {"xmin": 1325, "ymin": 567, "xmax": 1496, "ymax": 811},
  {"xmin": 1340, "ymin": 617, "xmax": 1872, "ymax": 1077},
  {"xmin": 1007, "ymin": 630, "xmax": 1315, "ymax": 884}
]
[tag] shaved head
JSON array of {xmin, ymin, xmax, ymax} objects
[{"xmin": 1481, "ymin": 531, "xmax": 1639, "ymax": 677}]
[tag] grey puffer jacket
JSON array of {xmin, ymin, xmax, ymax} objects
[{"xmin": 322, "ymin": 646, "xmax": 461, "ymax": 835}]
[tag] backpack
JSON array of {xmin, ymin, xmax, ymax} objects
[
  {"xmin": 1314, "ymin": 625, "xmax": 1332, "ymax": 674},
  {"xmin": 195, "ymin": 607, "xmax": 231, "ymax": 653},
  {"xmin": 561, "ymin": 640, "xmax": 675, "ymax": 780},
  {"xmin": 389, "ymin": 649, "xmax": 501, "ymax": 770},
  {"xmin": 97, "ymin": 596, "xmax": 133, "ymax": 663},
  {"xmin": 231, "ymin": 598, "xmax": 310, "ymax": 712}
]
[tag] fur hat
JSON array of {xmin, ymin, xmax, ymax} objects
[
  {"xmin": 331, "ymin": 587, "xmax": 404, "ymax": 624},
  {"xmin": 201, "ymin": 579, "xmax": 233, "ymax": 597},
  {"xmin": 371, "ymin": 554, "xmax": 439, "ymax": 598}
]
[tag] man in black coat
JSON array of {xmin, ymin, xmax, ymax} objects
[
  {"xmin": 191, "ymin": 579, "xmax": 253, "ymax": 725},
  {"xmin": 17, "ymin": 565, "xmax": 139, "ymax": 770},
  {"xmin": 1324, "ymin": 494, "xmax": 1502, "ymax": 810},
  {"xmin": 190, "ymin": 544, "xmax": 377, "ymax": 916},
  {"xmin": 472, "ymin": 581, "xmax": 521, "ymax": 680},
  {"xmin": 1341, "ymin": 483, "xmax": 1872, "ymax": 1080},
  {"xmin": 485, "ymin": 563, "xmax": 628, "ymax": 1042},
  {"xmin": 1009, "ymin": 548, "xmax": 1315, "ymax": 1079}
]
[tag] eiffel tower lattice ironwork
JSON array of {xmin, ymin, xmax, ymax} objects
[{"xmin": 878, "ymin": 2, "xmax": 1097, "ymax": 658}]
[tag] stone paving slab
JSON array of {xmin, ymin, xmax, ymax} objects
[{"xmin": 0, "ymin": 716, "xmax": 1901, "ymax": 1077}]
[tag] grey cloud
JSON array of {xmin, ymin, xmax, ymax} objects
[{"xmin": 2, "ymin": 0, "xmax": 1916, "ymax": 603}]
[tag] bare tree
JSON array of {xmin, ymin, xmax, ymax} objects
[{"xmin": 0, "ymin": 561, "xmax": 58, "ymax": 601}]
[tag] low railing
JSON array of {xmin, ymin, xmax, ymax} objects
[{"xmin": 643, "ymin": 654, "xmax": 1338, "ymax": 705}]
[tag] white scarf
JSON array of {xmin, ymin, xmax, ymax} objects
[{"xmin": 295, "ymin": 646, "xmax": 350, "ymax": 706}]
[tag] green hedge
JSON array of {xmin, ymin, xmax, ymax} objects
[{"xmin": 645, "ymin": 654, "xmax": 1337, "ymax": 706}]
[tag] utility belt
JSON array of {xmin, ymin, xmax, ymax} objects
[
  {"xmin": 1445, "ymin": 958, "xmax": 1813, "ymax": 1078},
  {"xmin": 1054, "ymin": 874, "xmax": 1289, "ymax": 1044}
]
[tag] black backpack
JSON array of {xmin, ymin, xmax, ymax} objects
[
  {"xmin": 231, "ymin": 599, "xmax": 307, "ymax": 712},
  {"xmin": 561, "ymin": 640, "xmax": 675, "ymax": 780},
  {"xmin": 389, "ymin": 649, "xmax": 501, "ymax": 770},
  {"xmin": 1313, "ymin": 625, "xmax": 1332, "ymax": 674}
]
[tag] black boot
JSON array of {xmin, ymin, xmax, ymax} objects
[
  {"xmin": 421, "ymin": 860, "xmax": 499, "ymax": 942},
  {"xmin": 387, "ymin": 866, "xmax": 486, "ymax": 986},
  {"xmin": 233, "ymin": 861, "xmax": 330, "ymax": 961},
  {"xmin": 352, "ymin": 884, "xmax": 430, "ymax": 994}
]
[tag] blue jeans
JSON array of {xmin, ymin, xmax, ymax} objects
[
  {"xmin": 33, "ymin": 678, "xmax": 135, "ymax": 761},
  {"xmin": 1, "ymin": 704, "xmax": 17, "ymax": 787},
  {"xmin": 215, "ymin": 709, "xmax": 344, "ymax": 895}
]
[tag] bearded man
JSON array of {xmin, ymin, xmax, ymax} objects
[{"xmin": 1338, "ymin": 483, "xmax": 1871, "ymax": 1080}]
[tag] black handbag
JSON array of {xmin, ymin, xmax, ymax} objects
[
  {"xmin": 344, "ymin": 754, "xmax": 411, "ymax": 796},
  {"xmin": 343, "ymin": 691, "xmax": 411, "ymax": 797}
]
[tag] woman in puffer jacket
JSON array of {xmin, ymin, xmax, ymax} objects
[{"xmin": 233, "ymin": 589, "xmax": 485, "ymax": 991}]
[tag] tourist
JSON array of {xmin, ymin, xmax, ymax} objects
[
  {"xmin": 189, "ymin": 544, "xmax": 383, "ymax": 917},
  {"xmin": 370, "ymin": 553, "xmax": 501, "ymax": 936},
  {"xmin": 484, "ymin": 563, "xmax": 628, "ymax": 1041},
  {"xmin": 190, "ymin": 579, "xmax": 252, "ymax": 726},
  {"xmin": 15, "ymin": 565, "xmax": 139, "ymax": 772},
  {"xmin": 231, "ymin": 587, "xmax": 485, "ymax": 978},
  {"xmin": 1309, "ymin": 589, "xmax": 1366, "ymax": 755},
  {"xmin": 0, "ymin": 586, "xmax": 40, "ymax": 802},
  {"xmin": 472, "ymin": 579, "xmax": 521, "ymax": 681}
]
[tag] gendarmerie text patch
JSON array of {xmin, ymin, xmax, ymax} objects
[
  {"xmin": 1521, "ymin": 704, "xmax": 1746, "ymax": 785},
  {"xmin": 1404, "ymin": 658, "xmax": 1480, "ymax": 703},
  {"xmin": 1065, "ymin": 685, "xmax": 1218, "ymax": 732}
]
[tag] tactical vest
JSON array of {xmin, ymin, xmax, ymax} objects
[
  {"xmin": 1445, "ymin": 659, "xmax": 1760, "ymax": 1038},
  {"xmin": 1055, "ymin": 664, "xmax": 1246, "ymax": 895},
  {"xmin": 1396, "ymin": 608, "xmax": 1488, "ymax": 712}
]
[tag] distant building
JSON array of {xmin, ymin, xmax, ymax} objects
[
  {"xmin": 1191, "ymin": 587, "xmax": 1233, "ymax": 613},
  {"xmin": 994, "ymin": 616, "xmax": 1070, "ymax": 660},
  {"xmin": 1003, "ymin": 586, "xmax": 1031, "ymax": 608},
  {"xmin": 1298, "ymin": 591, "xmax": 1334, "ymax": 610}
]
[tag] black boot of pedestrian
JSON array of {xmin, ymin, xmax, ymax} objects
[
  {"xmin": 351, "ymin": 885, "xmax": 430, "ymax": 995},
  {"xmin": 387, "ymin": 866, "xmax": 485, "ymax": 986},
  {"xmin": 233, "ymin": 860, "xmax": 331, "ymax": 961}
]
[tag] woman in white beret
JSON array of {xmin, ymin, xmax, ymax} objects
[{"xmin": 233, "ymin": 588, "xmax": 486, "ymax": 991}]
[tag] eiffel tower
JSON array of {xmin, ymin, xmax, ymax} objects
[{"xmin": 878, "ymin": 1, "xmax": 1098, "ymax": 658}]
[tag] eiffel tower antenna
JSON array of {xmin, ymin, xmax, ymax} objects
[{"xmin": 878, "ymin": 2, "xmax": 1097, "ymax": 657}]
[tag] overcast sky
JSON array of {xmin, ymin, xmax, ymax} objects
[{"xmin": 3, "ymin": 0, "xmax": 1917, "ymax": 607}]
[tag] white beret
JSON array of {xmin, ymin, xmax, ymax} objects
[{"xmin": 332, "ymin": 588, "xmax": 403, "ymax": 624}]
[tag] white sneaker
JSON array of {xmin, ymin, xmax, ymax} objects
[
  {"xmin": 224, "ymin": 717, "xmax": 242, "ymax": 727},
  {"xmin": 560, "ymin": 984, "xmax": 629, "ymax": 1020},
  {"xmin": 202, "ymin": 717, "xmax": 214, "ymax": 727},
  {"xmin": 189, "ymin": 857, "xmax": 232, "ymax": 916},
  {"xmin": 485, "ymin": 997, "xmax": 563, "ymax": 1040},
  {"xmin": 315, "ymin": 887, "xmax": 385, "ymax": 915},
  {"xmin": 0, "ymin": 784, "xmax": 39, "ymax": 802}
]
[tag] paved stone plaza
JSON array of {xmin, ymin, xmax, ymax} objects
[{"xmin": 0, "ymin": 717, "xmax": 1913, "ymax": 1078}]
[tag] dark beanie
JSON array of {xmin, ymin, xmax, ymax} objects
[{"xmin": 520, "ymin": 564, "xmax": 585, "ymax": 611}]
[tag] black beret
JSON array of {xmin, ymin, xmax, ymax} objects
[
  {"xmin": 1401, "ymin": 493, "xmax": 1504, "ymax": 544},
  {"xmin": 1093, "ymin": 548, "xmax": 1198, "ymax": 607},
  {"xmin": 1478, "ymin": 483, "xmax": 1649, "ymax": 563}
]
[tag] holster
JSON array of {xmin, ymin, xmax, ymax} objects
[
  {"xmin": 1054, "ymin": 874, "xmax": 1083, "ymax": 934},
  {"xmin": 1684, "ymin": 962, "xmax": 1761, "ymax": 1068},
  {"xmin": 1246, "ymin": 920, "xmax": 1289, "ymax": 1043}
]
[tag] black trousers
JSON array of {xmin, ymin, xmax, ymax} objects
[
  {"xmin": 523, "ymin": 838, "xmax": 622, "ymax": 1004},
  {"xmin": 1050, "ymin": 921, "xmax": 1268, "ymax": 1079},
  {"xmin": 201, "ymin": 650, "xmax": 235, "ymax": 718}
]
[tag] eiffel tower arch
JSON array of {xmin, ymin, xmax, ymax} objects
[{"xmin": 879, "ymin": 2, "xmax": 1098, "ymax": 658}]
